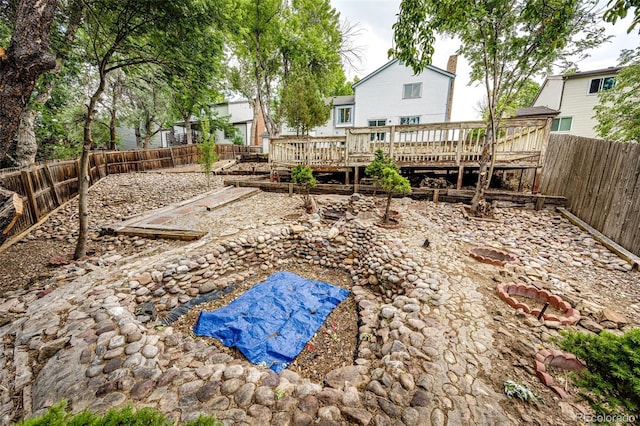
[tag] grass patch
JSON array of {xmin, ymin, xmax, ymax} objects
[{"xmin": 14, "ymin": 401, "xmax": 222, "ymax": 426}]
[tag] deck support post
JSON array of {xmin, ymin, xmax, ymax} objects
[
  {"xmin": 532, "ymin": 167, "xmax": 541, "ymax": 194},
  {"xmin": 354, "ymin": 167, "xmax": 359, "ymax": 193},
  {"xmin": 456, "ymin": 165, "xmax": 464, "ymax": 189},
  {"xmin": 344, "ymin": 170, "xmax": 350, "ymax": 185}
]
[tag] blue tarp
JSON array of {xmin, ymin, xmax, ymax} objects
[{"xmin": 193, "ymin": 271, "xmax": 349, "ymax": 373}]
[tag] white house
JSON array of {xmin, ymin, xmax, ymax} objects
[
  {"xmin": 211, "ymin": 100, "xmax": 256, "ymax": 145},
  {"xmin": 311, "ymin": 58, "xmax": 456, "ymax": 137},
  {"xmin": 532, "ymin": 67, "xmax": 621, "ymax": 138}
]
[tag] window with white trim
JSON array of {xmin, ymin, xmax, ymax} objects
[
  {"xmin": 369, "ymin": 119, "xmax": 386, "ymax": 141},
  {"xmin": 551, "ymin": 117, "xmax": 572, "ymax": 132},
  {"xmin": 588, "ymin": 77, "xmax": 615, "ymax": 94},
  {"xmin": 400, "ymin": 116, "xmax": 420, "ymax": 125},
  {"xmin": 403, "ymin": 82, "xmax": 422, "ymax": 99},
  {"xmin": 336, "ymin": 106, "xmax": 353, "ymax": 125}
]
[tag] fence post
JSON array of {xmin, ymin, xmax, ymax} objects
[
  {"xmin": 43, "ymin": 164, "xmax": 61, "ymax": 207},
  {"xmin": 169, "ymin": 146, "xmax": 176, "ymax": 168},
  {"xmin": 21, "ymin": 169, "xmax": 39, "ymax": 221},
  {"xmin": 104, "ymin": 151, "xmax": 110, "ymax": 176}
]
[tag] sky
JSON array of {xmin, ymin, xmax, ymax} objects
[{"xmin": 330, "ymin": 0, "xmax": 640, "ymax": 121}]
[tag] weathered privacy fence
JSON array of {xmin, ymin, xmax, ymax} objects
[
  {"xmin": 0, "ymin": 144, "xmax": 259, "ymax": 243},
  {"xmin": 541, "ymin": 134, "xmax": 640, "ymax": 256}
]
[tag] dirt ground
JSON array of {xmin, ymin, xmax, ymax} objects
[
  {"xmin": 171, "ymin": 263, "xmax": 358, "ymax": 384},
  {"xmin": 1, "ymin": 170, "xmax": 639, "ymax": 424}
]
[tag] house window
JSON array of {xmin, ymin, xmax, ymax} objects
[
  {"xmin": 400, "ymin": 116, "xmax": 420, "ymax": 125},
  {"xmin": 403, "ymin": 82, "xmax": 422, "ymax": 99},
  {"xmin": 588, "ymin": 77, "xmax": 615, "ymax": 94},
  {"xmin": 336, "ymin": 106, "xmax": 353, "ymax": 125},
  {"xmin": 551, "ymin": 117, "xmax": 573, "ymax": 132},
  {"xmin": 369, "ymin": 119, "xmax": 387, "ymax": 141}
]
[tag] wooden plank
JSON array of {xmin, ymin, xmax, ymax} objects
[
  {"xmin": 572, "ymin": 137, "xmax": 600, "ymax": 218},
  {"xmin": 598, "ymin": 142, "xmax": 629, "ymax": 235},
  {"xmin": 222, "ymin": 179, "xmax": 567, "ymax": 208},
  {"xmin": 617, "ymin": 152, "xmax": 640, "ymax": 256},
  {"xmin": 116, "ymin": 226, "xmax": 206, "ymax": 241},
  {"xmin": 558, "ymin": 207, "xmax": 639, "ymax": 270},
  {"xmin": 581, "ymin": 138, "xmax": 612, "ymax": 225},
  {"xmin": 0, "ymin": 189, "xmax": 24, "ymax": 244},
  {"xmin": 0, "ymin": 192, "xmax": 78, "ymax": 254},
  {"xmin": 603, "ymin": 143, "xmax": 640, "ymax": 243},
  {"xmin": 590, "ymin": 140, "xmax": 623, "ymax": 232},
  {"xmin": 43, "ymin": 164, "xmax": 62, "ymax": 207},
  {"xmin": 20, "ymin": 169, "xmax": 39, "ymax": 221}
]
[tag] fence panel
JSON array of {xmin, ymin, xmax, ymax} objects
[
  {"xmin": 541, "ymin": 134, "xmax": 640, "ymax": 256},
  {"xmin": 0, "ymin": 144, "xmax": 210, "ymax": 242}
]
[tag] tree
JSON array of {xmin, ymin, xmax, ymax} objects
[
  {"xmin": 231, "ymin": 0, "xmax": 283, "ymax": 138},
  {"xmin": 13, "ymin": 0, "xmax": 84, "ymax": 167},
  {"xmin": 281, "ymin": 66, "xmax": 330, "ymax": 135},
  {"xmin": 198, "ymin": 120, "xmax": 218, "ymax": 188},
  {"xmin": 390, "ymin": 0, "xmax": 605, "ymax": 215},
  {"xmin": 0, "ymin": 0, "xmax": 57, "ymax": 166},
  {"xmin": 604, "ymin": 0, "xmax": 640, "ymax": 33},
  {"xmin": 122, "ymin": 70, "xmax": 172, "ymax": 149},
  {"xmin": 231, "ymin": 0, "xmax": 346, "ymax": 138},
  {"xmin": 291, "ymin": 164, "xmax": 317, "ymax": 212},
  {"xmin": 365, "ymin": 149, "xmax": 398, "ymax": 194},
  {"xmin": 96, "ymin": 71, "xmax": 126, "ymax": 150},
  {"xmin": 379, "ymin": 167, "xmax": 412, "ymax": 224},
  {"xmin": 164, "ymin": 4, "xmax": 227, "ymax": 146},
  {"xmin": 365, "ymin": 150, "xmax": 410, "ymax": 223},
  {"xmin": 73, "ymin": 0, "xmax": 229, "ymax": 259},
  {"xmin": 475, "ymin": 79, "xmax": 541, "ymax": 119},
  {"xmin": 594, "ymin": 48, "xmax": 640, "ymax": 142}
]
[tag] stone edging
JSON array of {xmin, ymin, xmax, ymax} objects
[
  {"xmin": 468, "ymin": 247, "xmax": 519, "ymax": 267},
  {"xmin": 496, "ymin": 283, "xmax": 581, "ymax": 325},
  {"xmin": 534, "ymin": 349, "xmax": 586, "ymax": 398}
]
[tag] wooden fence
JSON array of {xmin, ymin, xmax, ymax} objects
[
  {"xmin": 540, "ymin": 134, "xmax": 640, "ymax": 256},
  {"xmin": 0, "ymin": 144, "xmax": 259, "ymax": 243}
]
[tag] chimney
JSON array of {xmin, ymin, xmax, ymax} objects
[{"xmin": 445, "ymin": 55, "xmax": 457, "ymax": 122}]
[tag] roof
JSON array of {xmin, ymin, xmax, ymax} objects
[
  {"xmin": 563, "ymin": 67, "xmax": 622, "ymax": 80},
  {"xmin": 515, "ymin": 106, "xmax": 560, "ymax": 117},
  {"xmin": 328, "ymin": 95, "xmax": 355, "ymax": 106},
  {"xmin": 352, "ymin": 59, "xmax": 455, "ymax": 89}
]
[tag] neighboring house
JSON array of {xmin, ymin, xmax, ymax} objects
[
  {"xmin": 285, "ymin": 57, "xmax": 457, "ymax": 137},
  {"xmin": 211, "ymin": 100, "xmax": 265, "ymax": 145},
  {"xmin": 117, "ymin": 127, "xmax": 164, "ymax": 151},
  {"xmin": 158, "ymin": 99, "xmax": 267, "ymax": 148},
  {"xmin": 532, "ymin": 67, "xmax": 621, "ymax": 138}
]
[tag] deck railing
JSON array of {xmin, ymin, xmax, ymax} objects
[{"xmin": 270, "ymin": 118, "xmax": 551, "ymax": 168}]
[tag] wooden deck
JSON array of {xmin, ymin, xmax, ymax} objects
[{"xmin": 269, "ymin": 118, "xmax": 551, "ymax": 170}]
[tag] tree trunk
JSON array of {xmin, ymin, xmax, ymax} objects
[
  {"xmin": 134, "ymin": 123, "xmax": 143, "ymax": 149},
  {"xmin": 109, "ymin": 108, "xmax": 117, "ymax": 150},
  {"xmin": 0, "ymin": 0, "xmax": 57, "ymax": 165},
  {"xmin": 74, "ymin": 71, "xmax": 106, "ymax": 260},
  {"xmin": 470, "ymin": 124, "xmax": 494, "ymax": 215},
  {"xmin": 15, "ymin": 108, "xmax": 38, "ymax": 168},
  {"xmin": 184, "ymin": 116, "xmax": 193, "ymax": 145},
  {"xmin": 0, "ymin": 187, "xmax": 24, "ymax": 246},
  {"xmin": 14, "ymin": 0, "xmax": 83, "ymax": 166},
  {"xmin": 144, "ymin": 127, "xmax": 152, "ymax": 149},
  {"xmin": 384, "ymin": 191, "xmax": 393, "ymax": 224}
]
